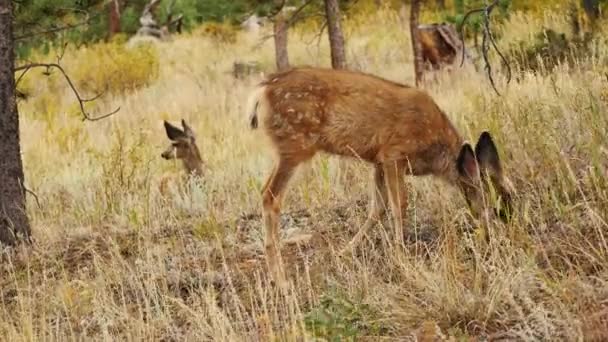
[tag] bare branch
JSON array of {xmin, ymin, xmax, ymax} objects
[
  {"xmin": 458, "ymin": 0, "xmax": 511, "ymax": 96},
  {"xmin": 267, "ymin": 0, "xmax": 287, "ymax": 19},
  {"xmin": 458, "ymin": 8, "xmax": 484, "ymax": 67},
  {"xmin": 14, "ymin": 10, "xmax": 94, "ymax": 41},
  {"xmin": 284, "ymin": 0, "xmax": 315, "ymax": 27},
  {"xmin": 307, "ymin": 19, "xmax": 328, "ymax": 48},
  {"xmin": 24, "ymin": 186, "xmax": 41, "ymax": 210},
  {"xmin": 14, "ymin": 63, "xmax": 120, "ymax": 121}
]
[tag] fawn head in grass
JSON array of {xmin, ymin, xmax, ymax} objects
[
  {"xmin": 246, "ymin": 67, "xmax": 513, "ymax": 287},
  {"xmin": 161, "ymin": 119, "xmax": 204, "ymax": 177},
  {"xmin": 159, "ymin": 120, "xmax": 204, "ymax": 197}
]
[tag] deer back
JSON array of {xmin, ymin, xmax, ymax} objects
[{"xmin": 248, "ymin": 67, "xmax": 463, "ymax": 175}]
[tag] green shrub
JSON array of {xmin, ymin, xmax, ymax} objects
[
  {"xmin": 507, "ymin": 28, "xmax": 597, "ymax": 73},
  {"xmin": 305, "ymin": 291, "xmax": 385, "ymax": 340}
]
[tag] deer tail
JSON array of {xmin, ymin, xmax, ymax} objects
[{"xmin": 245, "ymin": 85, "xmax": 268, "ymax": 130}]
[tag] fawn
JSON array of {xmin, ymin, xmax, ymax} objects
[
  {"xmin": 159, "ymin": 120, "xmax": 204, "ymax": 196},
  {"xmin": 246, "ymin": 67, "xmax": 513, "ymax": 286}
]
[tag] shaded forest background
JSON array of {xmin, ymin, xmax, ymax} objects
[{"xmin": 14, "ymin": 0, "xmax": 605, "ymax": 58}]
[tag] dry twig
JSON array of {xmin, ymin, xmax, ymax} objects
[
  {"xmin": 14, "ymin": 9, "xmax": 95, "ymax": 41},
  {"xmin": 253, "ymin": 0, "xmax": 317, "ymax": 49},
  {"xmin": 459, "ymin": 0, "xmax": 511, "ymax": 95},
  {"xmin": 14, "ymin": 63, "xmax": 120, "ymax": 121}
]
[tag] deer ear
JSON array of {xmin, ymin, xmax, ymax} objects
[
  {"xmin": 164, "ymin": 120, "xmax": 185, "ymax": 141},
  {"xmin": 474, "ymin": 131, "xmax": 502, "ymax": 175},
  {"xmin": 181, "ymin": 119, "xmax": 195, "ymax": 139},
  {"xmin": 457, "ymin": 143, "xmax": 478, "ymax": 179}
]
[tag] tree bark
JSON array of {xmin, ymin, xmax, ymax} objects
[
  {"xmin": 324, "ymin": 0, "xmax": 347, "ymax": 69},
  {"xmin": 409, "ymin": 0, "xmax": 424, "ymax": 86},
  {"xmin": 582, "ymin": 0, "xmax": 600, "ymax": 25},
  {"xmin": 273, "ymin": 11, "xmax": 290, "ymax": 71},
  {"xmin": 108, "ymin": 0, "xmax": 121, "ymax": 37},
  {"xmin": 0, "ymin": 0, "xmax": 31, "ymax": 245}
]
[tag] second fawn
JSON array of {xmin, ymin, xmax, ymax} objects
[
  {"xmin": 159, "ymin": 120, "xmax": 204, "ymax": 196},
  {"xmin": 246, "ymin": 67, "xmax": 513, "ymax": 286}
]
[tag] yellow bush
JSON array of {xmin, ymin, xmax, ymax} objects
[
  {"xmin": 193, "ymin": 22, "xmax": 238, "ymax": 44},
  {"xmin": 68, "ymin": 41, "xmax": 160, "ymax": 95}
]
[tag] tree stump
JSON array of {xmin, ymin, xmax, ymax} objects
[{"xmin": 418, "ymin": 23, "xmax": 470, "ymax": 71}]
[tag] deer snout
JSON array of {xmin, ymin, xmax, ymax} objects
[{"xmin": 161, "ymin": 150, "xmax": 173, "ymax": 159}]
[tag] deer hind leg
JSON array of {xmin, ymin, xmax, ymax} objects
[
  {"xmin": 261, "ymin": 156, "xmax": 302, "ymax": 288},
  {"xmin": 343, "ymin": 164, "xmax": 388, "ymax": 253},
  {"xmin": 383, "ymin": 161, "xmax": 408, "ymax": 247}
]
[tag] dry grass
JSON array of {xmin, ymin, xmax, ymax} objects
[{"xmin": 2, "ymin": 7, "xmax": 608, "ymax": 341}]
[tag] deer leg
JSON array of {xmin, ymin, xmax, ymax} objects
[
  {"xmin": 343, "ymin": 164, "xmax": 388, "ymax": 253},
  {"xmin": 383, "ymin": 161, "xmax": 408, "ymax": 247},
  {"xmin": 261, "ymin": 156, "xmax": 300, "ymax": 288}
]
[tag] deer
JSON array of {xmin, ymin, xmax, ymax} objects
[
  {"xmin": 159, "ymin": 119, "xmax": 205, "ymax": 196},
  {"xmin": 245, "ymin": 67, "xmax": 513, "ymax": 287}
]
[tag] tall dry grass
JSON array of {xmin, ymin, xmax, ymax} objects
[{"xmin": 2, "ymin": 6, "xmax": 608, "ymax": 341}]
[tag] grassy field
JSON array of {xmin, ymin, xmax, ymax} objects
[{"xmin": 2, "ymin": 5, "xmax": 608, "ymax": 341}]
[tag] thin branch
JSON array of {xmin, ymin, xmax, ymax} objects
[
  {"xmin": 458, "ymin": 0, "xmax": 511, "ymax": 96},
  {"xmin": 459, "ymin": 8, "xmax": 484, "ymax": 67},
  {"xmin": 252, "ymin": 0, "xmax": 317, "ymax": 49},
  {"xmin": 267, "ymin": 0, "xmax": 287, "ymax": 19},
  {"xmin": 480, "ymin": 22, "xmax": 499, "ymax": 94},
  {"xmin": 486, "ymin": 16, "xmax": 511, "ymax": 85},
  {"xmin": 284, "ymin": 0, "xmax": 315, "ymax": 27},
  {"xmin": 307, "ymin": 19, "xmax": 328, "ymax": 48},
  {"xmin": 14, "ymin": 11, "xmax": 95, "ymax": 41},
  {"xmin": 17, "ymin": 176, "xmax": 42, "ymax": 210},
  {"xmin": 14, "ymin": 63, "xmax": 120, "ymax": 121},
  {"xmin": 24, "ymin": 187, "xmax": 41, "ymax": 210}
]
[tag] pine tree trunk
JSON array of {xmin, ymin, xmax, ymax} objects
[
  {"xmin": 0, "ymin": 0, "xmax": 32, "ymax": 245},
  {"xmin": 108, "ymin": 0, "xmax": 121, "ymax": 37},
  {"xmin": 324, "ymin": 0, "xmax": 347, "ymax": 69},
  {"xmin": 409, "ymin": 0, "xmax": 424, "ymax": 86},
  {"xmin": 273, "ymin": 13, "xmax": 290, "ymax": 71},
  {"xmin": 582, "ymin": 0, "xmax": 600, "ymax": 26}
]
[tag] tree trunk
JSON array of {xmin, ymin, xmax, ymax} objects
[
  {"xmin": 409, "ymin": 0, "xmax": 424, "ymax": 86},
  {"xmin": 582, "ymin": 0, "xmax": 600, "ymax": 26},
  {"xmin": 436, "ymin": 0, "xmax": 445, "ymax": 10},
  {"xmin": 108, "ymin": 0, "xmax": 121, "ymax": 37},
  {"xmin": 0, "ymin": 0, "xmax": 31, "ymax": 245},
  {"xmin": 324, "ymin": 0, "xmax": 347, "ymax": 69},
  {"xmin": 273, "ymin": 12, "xmax": 290, "ymax": 71}
]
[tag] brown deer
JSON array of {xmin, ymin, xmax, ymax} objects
[
  {"xmin": 159, "ymin": 120, "xmax": 204, "ymax": 196},
  {"xmin": 246, "ymin": 67, "xmax": 513, "ymax": 286}
]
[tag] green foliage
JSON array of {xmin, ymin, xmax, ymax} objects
[
  {"xmin": 507, "ymin": 28, "xmax": 597, "ymax": 73},
  {"xmin": 445, "ymin": 0, "xmax": 511, "ymax": 38},
  {"xmin": 304, "ymin": 291, "xmax": 385, "ymax": 340},
  {"xmin": 13, "ymin": 0, "xmax": 253, "ymax": 59}
]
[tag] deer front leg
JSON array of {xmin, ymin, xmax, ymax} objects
[
  {"xmin": 261, "ymin": 157, "xmax": 300, "ymax": 288},
  {"xmin": 383, "ymin": 161, "xmax": 407, "ymax": 247},
  {"xmin": 342, "ymin": 164, "xmax": 388, "ymax": 254}
]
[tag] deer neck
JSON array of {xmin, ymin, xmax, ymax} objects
[
  {"xmin": 436, "ymin": 132, "xmax": 465, "ymax": 185},
  {"xmin": 182, "ymin": 147, "xmax": 204, "ymax": 178}
]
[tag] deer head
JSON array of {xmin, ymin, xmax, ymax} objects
[
  {"xmin": 456, "ymin": 131, "xmax": 513, "ymax": 221},
  {"xmin": 161, "ymin": 119, "xmax": 203, "ymax": 177}
]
